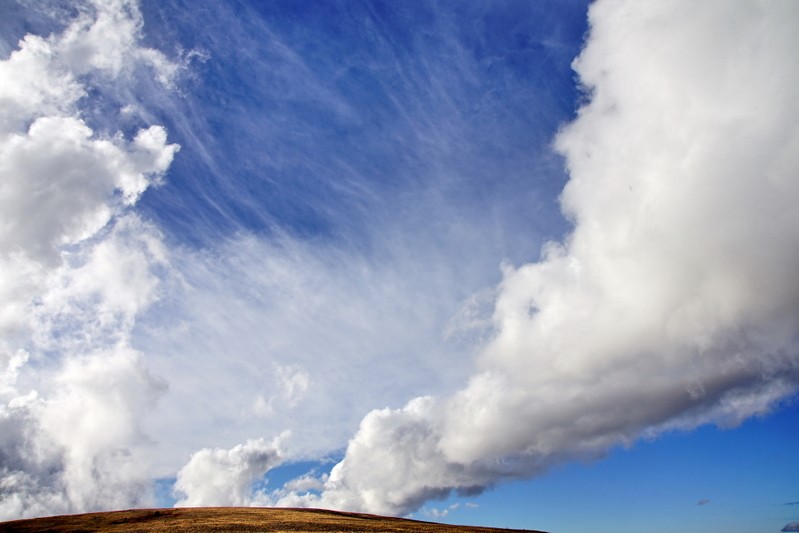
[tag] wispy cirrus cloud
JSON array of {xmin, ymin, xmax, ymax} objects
[{"xmin": 126, "ymin": 0, "xmax": 585, "ymax": 478}]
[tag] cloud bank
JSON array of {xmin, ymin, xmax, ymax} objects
[
  {"xmin": 269, "ymin": 0, "xmax": 799, "ymax": 516},
  {"xmin": 0, "ymin": 0, "xmax": 178, "ymax": 519}
]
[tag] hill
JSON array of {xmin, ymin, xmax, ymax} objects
[{"xmin": 0, "ymin": 507, "xmax": 547, "ymax": 532}]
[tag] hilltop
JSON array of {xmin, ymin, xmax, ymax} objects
[{"xmin": 0, "ymin": 507, "xmax": 547, "ymax": 532}]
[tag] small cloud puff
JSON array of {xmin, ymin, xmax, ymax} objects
[
  {"xmin": 422, "ymin": 503, "xmax": 460, "ymax": 520},
  {"xmin": 172, "ymin": 434, "xmax": 286, "ymax": 507}
]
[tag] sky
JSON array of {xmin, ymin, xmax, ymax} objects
[{"xmin": 0, "ymin": 0, "xmax": 797, "ymax": 532}]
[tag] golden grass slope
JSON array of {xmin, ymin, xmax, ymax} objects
[{"xmin": 0, "ymin": 507, "xmax": 547, "ymax": 532}]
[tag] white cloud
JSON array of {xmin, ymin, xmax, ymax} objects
[
  {"xmin": 136, "ymin": 233, "xmax": 485, "ymax": 474},
  {"xmin": 422, "ymin": 503, "xmax": 460, "ymax": 520},
  {"xmin": 442, "ymin": 0, "xmax": 799, "ymax": 464},
  {"xmin": 57, "ymin": 0, "xmax": 178, "ymax": 84},
  {"xmin": 275, "ymin": 0, "xmax": 799, "ymax": 515},
  {"xmin": 281, "ymin": 473, "xmax": 326, "ymax": 495},
  {"xmin": 0, "ymin": 36, "xmax": 79, "ymax": 133},
  {"xmin": 173, "ymin": 436, "xmax": 285, "ymax": 507},
  {"xmin": 29, "ymin": 216, "xmax": 168, "ymax": 356},
  {"xmin": 251, "ymin": 365, "xmax": 311, "ymax": 419},
  {"xmin": 0, "ymin": 219, "xmax": 173, "ymax": 520},
  {"xmin": 0, "ymin": 117, "xmax": 176, "ymax": 266},
  {"xmin": 0, "ymin": 344, "xmax": 165, "ymax": 520},
  {"xmin": 0, "ymin": 0, "xmax": 178, "ymax": 133},
  {"xmin": 272, "ymin": 397, "xmax": 512, "ymax": 516},
  {"xmin": 0, "ymin": 0, "xmax": 178, "ymax": 519}
]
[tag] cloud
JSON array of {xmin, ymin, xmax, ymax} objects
[
  {"xmin": 0, "ymin": 0, "xmax": 178, "ymax": 519},
  {"xmin": 273, "ymin": 0, "xmax": 799, "ymax": 515},
  {"xmin": 0, "ymin": 117, "xmax": 175, "ymax": 266},
  {"xmin": 113, "ymin": 0, "xmax": 581, "ymax": 491},
  {"xmin": 441, "ymin": 0, "xmax": 799, "ymax": 463},
  {"xmin": 270, "ymin": 397, "xmax": 523, "ymax": 516},
  {"xmin": 252, "ymin": 365, "xmax": 311, "ymax": 419},
  {"xmin": 697, "ymin": 499, "xmax": 710, "ymax": 506},
  {"xmin": 0, "ymin": 220, "xmax": 171, "ymax": 520},
  {"xmin": 173, "ymin": 436, "xmax": 285, "ymax": 507},
  {"xmin": 422, "ymin": 503, "xmax": 460, "ymax": 520},
  {"xmin": 0, "ymin": 0, "xmax": 179, "ymax": 134},
  {"xmin": 56, "ymin": 0, "xmax": 179, "ymax": 84},
  {"xmin": 782, "ymin": 523, "xmax": 799, "ymax": 532},
  {"xmin": 135, "ymin": 232, "xmax": 489, "ymax": 474}
]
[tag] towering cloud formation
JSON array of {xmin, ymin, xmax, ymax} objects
[
  {"xmin": 277, "ymin": 0, "xmax": 799, "ymax": 515},
  {"xmin": 0, "ymin": 0, "xmax": 178, "ymax": 519}
]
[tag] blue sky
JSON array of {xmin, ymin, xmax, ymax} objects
[
  {"xmin": 409, "ymin": 399, "xmax": 799, "ymax": 532},
  {"xmin": 133, "ymin": 0, "xmax": 583, "ymax": 250},
  {"xmin": 0, "ymin": 1, "xmax": 797, "ymax": 532}
]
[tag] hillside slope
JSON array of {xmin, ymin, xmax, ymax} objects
[{"xmin": 0, "ymin": 507, "xmax": 547, "ymax": 532}]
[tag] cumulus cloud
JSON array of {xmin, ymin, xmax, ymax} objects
[
  {"xmin": 173, "ymin": 436, "xmax": 285, "ymax": 507},
  {"xmin": 273, "ymin": 397, "xmax": 537, "ymax": 516},
  {"xmin": 0, "ymin": 117, "xmax": 175, "ymax": 266},
  {"xmin": 272, "ymin": 0, "xmax": 799, "ymax": 515},
  {"xmin": 0, "ymin": 346, "xmax": 165, "ymax": 518},
  {"xmin": 0, "ymin": 0, "xmax": 178, "ymax": 519},
  {"xmin": 441, "ymin": 0, "xmax": 799, "ymax": 465},
  {"xmin": 783, "ymin": 523, "xmax": 799, "ymax": 533},
  {"xmin": 0, "ymin": 223, "xmax": 172, "ymax": 520}
]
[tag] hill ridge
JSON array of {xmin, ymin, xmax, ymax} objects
[{"xmin": 0, "ymin": 506, "xmax": 548, "ymax": 532}]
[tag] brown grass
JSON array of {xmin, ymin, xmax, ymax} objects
[{"xmin": 0, "ymin": 507, "xmax": 547, "ymax": 533}]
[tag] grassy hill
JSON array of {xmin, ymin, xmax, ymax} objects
[{"xmin": 0, "ymin": 507, "xmax": 547, "ymax": 532}]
